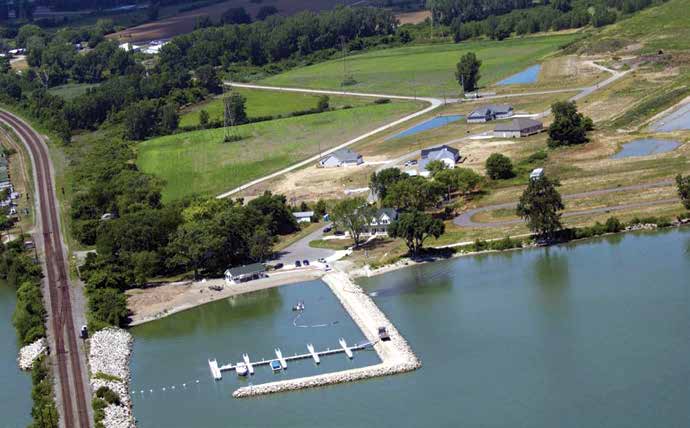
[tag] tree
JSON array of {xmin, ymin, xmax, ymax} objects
[
  {"xmin": 677, "ymin": 174, "xmax": 690, "ymax": 210},
  {"xmin": 247, "ymin": 191, "xmax": 298, "ymax": 235},
  {"xmin": 222, "ymin": 7, "xmax": 252, "ymax": 24},
  {"xmin": 369, "ymin": 168, "xmax": 405, "ymax": 200},
  {"xmin": 456, "ymin": 52, "xmax": 481, "ymax": 92},
  {"xmin": 516, "ymin": 176, "xmax": 565, "ymax": 239},
  {"xmin": 199, "ymin": 109, "xmax": 210, "ymax": 128},
  {"xmin": 122, "ymin": 101, "xmax": 157, "ymax": 140},
  {"xmin": 196, "ymin": 65, "xmax": 222, "ymax": 94},
  {"xmin": 548, "ymin": 101, "xmax": 592, "ymax": 147},
  {"xmin": 425, "ymin": 159, "xmax": 448, "ymax": 177},
  {"xmin": 388, "ymin": 210, "xmax": 445, "ymax": 257},
  {"xmin": 316, "ymin": 95, "xmax": 330, "ymax": 112},
  {"xmin": 384, "ymin": 176, "xmax": 445, "ymax": 211},
  {"xmin": 88, "ymin": 288, "xmax": 128, "ymax": 327},
  {"xmin": 256, "ymin": 5, "xmax": 279, "ymax": 20},
  {"xmin": 166, "ymin": 220, "xmax": 220, "ymax": 280},
  {"xmin": 249, "ymin": 227, "xmax": 275, "ymax": 262},
  {"xmin": 434, "ymin": 167, "xmax": 483, "ymax": 200},
  {"xmin": 224, "ymin": 92, "xmax": 247, "ymax": 126},
  {"xmin": 485, "ymin": 153, "xmax": 515, "ymax": 179},
  {"xmin": 158, "ymin": 103, "xmax": 179, "ymax": 135},
  {"xmin": 331, "ymin": 197, "xmax": 376, "ymax": 248}
]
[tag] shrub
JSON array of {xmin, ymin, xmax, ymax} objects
[
  {"xmin": 485, "ymin": 153, "xmax": 515, "ymax": 180},
  {"xmin": 96, "ymin": 386, "xmax": 121, "ymax": 406}
]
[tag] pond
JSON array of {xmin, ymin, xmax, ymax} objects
[
  {"xmin": 387, "ymin": 115, "xmax": 463, "ymax": 139},
  {"xmin": 650, "ymin": 103, "xmax": 690, "ymax": 132},
  {"xmin": 0, "ymin": 283, "xmax": 32, "ymax": 428},
  {"xmin": 612, "ymin": 138, "xmax": 680, "ymax": 159},
  {"xmin": 497, "ymin": 64, "xmax": 542, "ymax": 85},
  {"xmin": 131, "ymin": 229, "xmax": 690, "ymax": 428}
]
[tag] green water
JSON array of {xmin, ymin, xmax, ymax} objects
[
  {"xmin": 0, "ymin": 283, "xmax": 32, "ymax": 428},
  {"xmin": 132, "ymin": 229, "xmax": 690, "ymax": 427}
]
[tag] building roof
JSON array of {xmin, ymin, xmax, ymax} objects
[
  {"xmin": 494, "ymin": 118, "xmax": 543, "ymax": 132},
  {"xmin": 226, "ymin": 263, "xmax": 266, "ymax": 277},
  {"xmin": 469, "ymin": 104, "xmax": 513, "ymax": 118},
  {"xmin": 322, "ymin": 148, "xmax": 362, "ymax": 163},
  {"xmin": 376, "ymin": 208, "xmax": 398, "ymax": 220},
  {"xmin": 293, "ymin": 211, "xmax": 314, "ymax": 218},
  {"xmin": 421, "ymin": 145, "xmax": 459, "ymax": 159}
]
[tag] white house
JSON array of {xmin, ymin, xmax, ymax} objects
[
  {"xmin": 530, "ymin": 168, "xmax": 544, "ymax": 180},
  {"xmin": 365, "ymin": 208, "xmax": 399, "ymax": 235},
  {"xmin": 293, "ymin": 211, "xmax": 314, "ymax": 223},
  {"xmin": 224, "ymin": 263, "xmax": 267, "ymax": 284},
  {"xmin": 319, "ymin": 148, "xmax": 363, "ymax": 168},
  {"xmin": 418, "ymin": 145, "xmax": 460, "ymax": 175}
]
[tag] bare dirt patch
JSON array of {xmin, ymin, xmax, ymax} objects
[{"xmin": 395, "ymin": 10, "xmax": 431, "ymax": 25}]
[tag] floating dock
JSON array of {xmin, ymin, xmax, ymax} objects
[{"xmin": 210, "ymin": 339, "xmax": 373, "ymax": 380}]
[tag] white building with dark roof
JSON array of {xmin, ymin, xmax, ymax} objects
[
  {"xmin": 419, "ymin": 145, "xmax": 460, "ymax": 176},
  {"xmin": 467, "ymin": 104, "xmax": 514, "ymax": 123},
  {"xmin": 493, "ymin": 118, "xmax": 544, "ymax": 138},
  {"xmin": 319, "ymin": 148, "xmax": 364, "ymax": 168}
]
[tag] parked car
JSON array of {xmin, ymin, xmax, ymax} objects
[
  {"xmin": 317, "ymin": 258, "xmax": 327, "ymax": 263},
  {"xmin": 334, "ymin": 230, "xmax": 345, "ymax": 236},
  {"xmin": 404, "ymin": 159, "xmax": 417, "ymax": 167},
  {"xmin": 324, "ymin": 264, "xmax": 332, "ymax": 272},
  {"xmin": 378, "ymin": 326, "xmax": 390, "ymax": 341},
  {"xmin": 273, "ymin": 263, "xmax": 284, "ymax": 270},
  {"xmin": 295, "ymin": 260, "xmax": 302, "ymax": 267},
  {"xmin": 323, "ymin": 226, "xmax": 332, "ymax": 233},
  {"xmin": 79, "ymin": 325, "xmax": 88, "ymax": 339},
  {"xmin": 302, "ymin": 259, "xmax": 310, "ymax": 266}
]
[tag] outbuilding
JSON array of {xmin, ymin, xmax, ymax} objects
[
  {"xmin": 293, "ymin": 211, "xmax": 314, "ymax": 223},
  {"xmin": 530, "ymin": 168, "xmax": 544, "ymax": 180},
  {"xmin": 467, "ymin": 104, "xmax": 514, "ymax": 123},
  {"xmin": 224, "ymin": 263, "xmax": 267, "ymax": 284},
  {"xmin": 319, "ymin": 148, "xmax": 364, "ymax": 168},
  {"xmin": 493, "ymin": 118, "xmax": 544, "ymax": 138}
]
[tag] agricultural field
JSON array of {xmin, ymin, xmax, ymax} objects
[
  {"xmin": 179, "ymin": 89, "xmax": 372, "ymax": 128},
  {"xmin": 137, "ymin": 100, "xmax": 423, "ymax": 201},
  {"xmin": 260, "ymin": 33, "xmax": 582, "ymax": 97}
]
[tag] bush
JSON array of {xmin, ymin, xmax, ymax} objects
[
  {"xmin": 96, "ymin": 386, "xmax": 121, "ymax": 406},
  {"xmin": 374, "ymin": 98, "xmax": 391, "ymax": 104},
  {"xmin": 485, "ymin": 153, "xmax": 515, "ymax": 180}
]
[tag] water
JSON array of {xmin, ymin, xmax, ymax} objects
[
  {"xmin": 497, "ymin": 64, "xmax": 542, "ymax": 85},
  {"xmin": 131, "ymin": 229, "xmax": 690, "ymax": 427},
  {"xmin": 388, "ymin": 115, "xmax": 463, "ymax": 139},
  {"xmin": 130, "ymin": 280, "xmax": 380, "ymax": 428},
  {"xmin": 651, "ymin": 103, "xmax": 690, "ymax": 131},
  {"xmin": 612, "ymin": 138, "xmax": 680, "ymax": 159},
  {"xmin": 0, "ymin": 283, "xmax": 32, "ymax": 428}
]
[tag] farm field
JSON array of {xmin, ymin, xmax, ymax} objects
[
  {"xmin": 137, "ymin": 100, "xmax": 423, "ymax": 201},
  {"xmin": 179, "ymin": 88, "xmax": 371, "ymax": 128},
  {"xmin": 260, "ymin": 33, "xmax": 581, "ymax": 97}
]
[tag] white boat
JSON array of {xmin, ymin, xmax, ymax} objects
[{"xmin": 236, "ymin": 362, "xmax": 248, "ymax": 376}]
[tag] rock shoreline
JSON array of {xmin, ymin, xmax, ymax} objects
[
  {"xmin": 233, "ymin": 272, "xmax": 420, "ymax": 398},
  {"xmin": 88, "ymin": 328, "xmax": 136, "ymax": 428},
  {"xmin": 17, "ymin": 338, "xmax": 47, "ymax": 370}
]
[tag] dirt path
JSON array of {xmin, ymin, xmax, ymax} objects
[{"xmin": 453, "ymin": 180, "xmax": 677, "ymax": 228}]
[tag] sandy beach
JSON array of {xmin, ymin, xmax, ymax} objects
[{"xmin": 126, "ymin": 268, "xmax": 325, "ymax": 326}]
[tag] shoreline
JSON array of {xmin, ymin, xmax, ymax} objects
[{"xmin": 126, "ymin": 268, "xmax": 325, "ymax": 326}]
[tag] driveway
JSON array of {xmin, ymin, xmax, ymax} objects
[{"xmin": 273, "ymin": 223, "xmax": 336, "ymax": 263}]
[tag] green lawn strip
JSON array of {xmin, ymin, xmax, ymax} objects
[
  {"xmin": 261, "ymin": 33, "xmax": 580, "ymax": 97},
  {"xmin": 48, "ymin": 83, "xmax": 101, "ymax": 101},
  {"xmin": 179, "ymin": 88, "xmax": 372, "ymax": 128},
  {"xmin": 309, "ymin": 238, "xmax": 353, "ymax": 250},
  {"xmin": 274, "ymin": 222, "xmax": 323, "ymax": 252},
  {"xmin": 138, "ymin": 101, "xmax": 423, "ymax": 201}
]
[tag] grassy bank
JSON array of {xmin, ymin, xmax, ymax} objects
[
  {"xmin": 261, "ymin": 33, "xmax": 580, "ymax": 97},
  {"xmin": 138, "ymin": 100, "xmax": 423, "ymax": 201}
]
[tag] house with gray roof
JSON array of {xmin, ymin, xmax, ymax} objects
[
  {"xmin": 365, "ymin": 208, "xmax": 399, "ymax": 235},
  {"xmin": 319, "ymin": 148, "xmax": 363, "ymax": 168},
  {"xmin": 419, "ymin": 145, "xmax": 460, "ymax": 175},
  {"xmin": 467, "ymin": 104, "xmax": 514, "ymax": 123},
  {"xmin": 493, "ymin": 118, "xmax": 544, "ymax": 138},
  {"xmin": 224, "ymin": 263, "xmax": 267, "ymax": 284}
]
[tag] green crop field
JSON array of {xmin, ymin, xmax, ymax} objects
[
  {"xmin": 260, "ymin": 33, "xmax": 580, "ymax": 97},
  {"xmin": 138, "ymin": 100, "xmax": 422, "ymax": 201},
  {"xmin": 179, "ymin": 88, "xmax": 371, "ymax": 127}
]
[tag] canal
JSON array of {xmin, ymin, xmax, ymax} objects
[
  {"xmin": 131, "ymin": 229, "xmax": 690, "ymax": 427},
  {"xmin": 0, "ymin": 282, "xmax": 32, "ymax": 428}
]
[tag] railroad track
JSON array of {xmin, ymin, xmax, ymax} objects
[{"xmin": 0, "ymin": 110, "xmax": 91, "ymax": 428}]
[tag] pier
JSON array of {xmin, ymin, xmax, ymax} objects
[{"xmin": 211, "ymin": 339, "xmax": 374, "ymax": 379}]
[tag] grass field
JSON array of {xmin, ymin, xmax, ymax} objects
[
  {"xmin": 138, "ymin": 100, "xmax": 422, "ymax": 201},
  {"xmin": 48, "ymin": 83, "xmax": 100, "ymax": 101},
  {"xmin": 179, "ymin": 89, "xmax": 371, "ymax": 128},
  {"xmin": 261, "ymin": 33, "xmax": 581, "ymax": 97}
]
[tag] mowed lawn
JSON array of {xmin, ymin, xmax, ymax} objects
[
  {"xmin": 261, "ymin": 33, "xmax": 580, "ymax": 97},
  {"xmin": 179, "ymin": 88, "xmax": 370, "ymax": 127},
  {"xmin": 138, "ymin": 101, "xmax": 422, "ymax": 201}
]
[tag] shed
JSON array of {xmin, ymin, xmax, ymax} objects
[
  {"xmin": 530, "ymin": 168, "xmax": 544, "ymax": 180},
  {"xmin": 493, "ymin": 118, "xmax": 544, "ymax": 138},
  {"xmin": 225, "ymin": 263, "xmax": 267, "ymax": 283},
  {"xmin": 319, "ymin": 148, "xmax": 364, "ymax": 168},
  {"xmin": 293, "ymin": 211, "xmax": 314, "ymax": 223}
]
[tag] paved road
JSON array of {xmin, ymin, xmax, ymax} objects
[
  {"xmin": 0, "ymin": 110, "xmax": 92, "ymax": 428},
  {"xmin": 273, "ymin": 224, "xmax": 336, "ymax": 263},
  {"xmin": 453, "ymin": 180, "xmax": 677, "ymax": 228}
]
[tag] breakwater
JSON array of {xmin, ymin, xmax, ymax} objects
[{"xmin": 232, "ymin": 272, "xmax": 420, "ymax": 397}]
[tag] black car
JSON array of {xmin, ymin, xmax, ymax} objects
[
  {"xmin": 273, "ymin": 263, "xmax": 284, "ymax": 270},
  {"xmin": 323, "ymin": 226, "xmax": 332, "ymax": 233},
  {"xmin": 295, "ymin": 260, "xmax": 302, "ymax": 267},
  {"xmin": 302, "ymin": 259, "xmax": 310, "ymax": 266}
]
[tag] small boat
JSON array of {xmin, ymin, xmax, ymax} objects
[
  {"xmin": 270, "ymin": 360, "xmax": 282, "ymax": 372},
  {"xmin": 292, "ymin": 301, "xmax": 305, "ymax": 311},
  {"xmin": 236, "ymin": 362, "xmax": 248, "ymax": 376}
]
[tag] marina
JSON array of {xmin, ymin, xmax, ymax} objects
[{"xmin": 209, "ymin": 339, "xmax": 373, "ymax": 379}]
